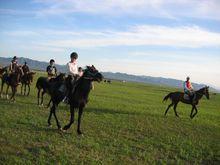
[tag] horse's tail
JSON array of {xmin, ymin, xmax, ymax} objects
[{"xmin": 163, "ymin": 93, "xmax": 173, "ymax": 102}]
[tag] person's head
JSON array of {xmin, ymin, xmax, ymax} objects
[
  {"xmin": 186, "ymin": 76, "xmax": 190, "ymax": 81},
  {"xmin": 12, "ymin": 56, "xmax": 18, "ymax": 62},
  {"xmin": 70, "ymin": 52, "xmax": 78, "ymax": 62},
  {"xmin": 50, "ymin": 59, "xmax": 55, "ymax": 66},
  {"xmin": 24, "ymin": 61, "xmax": 27, "ymax": 65}
]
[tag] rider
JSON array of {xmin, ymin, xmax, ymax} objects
[
  {"xmin": 9, "ymin": 56, "xmax": 19, "ymax": 73},
  {"xmin": 22, "ymin": 61, "xmax": 30, "ymax": 74},
  {"xmin": 183, "ymin": 76, "xmax": 195, "ymax": 103},
  {"xmin": 61, "ymin": 52, "xmax": 83, "ymax": 103},
  {"xmin": 9, "ymin": 56, "xmax": 23, "ymax": 85},
  {"xmin": 46, "ymin": 59, "xmax": 57, "ymax": 79}
]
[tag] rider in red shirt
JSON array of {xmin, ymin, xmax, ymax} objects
[{"xmin": 183, "ymin": 76, "xmax": 195, "ymax": 103}]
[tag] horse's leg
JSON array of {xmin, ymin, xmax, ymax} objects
[
  {"xmin": 10, "ymin": 86, "xmax": 17, "ymax": 102},
  {"xmin": 48, "ymin": 103, "xmax": 53, "ymax": 127},
  {"xmin": 192, "ymin": 106, "xmax": 198, "ymax": 119},
  {"xmin": 21, "ymin": 83, "xmax": 23, "ymax": 95},
  {"xmin": 164, "ymin": 102, "xmax": 174, "ymax": 116},
  {"xmin": 6, "ymin": 85, "xmax": 10, "ymax": 100},
  {"xmin": 27, "ymin": 84, "xmax": 30, "ymax": 96},
  {"xmin": 63, "ymin": 105, "xmax": 75, "ymax": 131},
  {"xmin": 51, "ymin": 104, "xmax": 61, "ymax": 130},
  {"xmin": 40, "ymin": 91, "xmax": 46, "ymax": 106},
  {"xmin": 37, "ymin": 89, "xmax": 41, "ymax": 105},
  {"xmin": 0, "ymin": 80, "xmax": 4, "ymax": 98},
  {"xmin": 173, "ymin": 103, "xmax": 179, "ymax": 117},
  {"xmin": 190, "ymin": 105, "xmax": 195, "ymax": 118},
  {"xmin": 23, "ymin": 84, "xmax": 25, "ymax": 96},
  {"xmin": 46, "ymin": 99, "xmax": 52, "ymax": 108},
  {"xmin": 77, "ymin": 106, "xmax": 84, "ymax": 135}
]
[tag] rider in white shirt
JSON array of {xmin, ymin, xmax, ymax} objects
[
  {"xmin": 67, "ymin": 53, "xmax": 78, "ymax": 76},
  {"xmin": 62, "ymin": 52, "xmax": 82, "ymax": 103}
]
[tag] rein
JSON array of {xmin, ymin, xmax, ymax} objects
[{"xmin": 195, "ymin": 89, "xmax": 205, "ymax": 96}]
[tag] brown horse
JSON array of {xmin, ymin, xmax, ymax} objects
[
  {"xmin": 0, "ymin": 67, "xmax": 8, "ymax": 78},
  {"xmin": 163, "ymin": 86, "xmax": 209, "ymax": 119},
  {"xmin": 21, "ymin": 72, "xmax": 36, "ymax": 96},
  {"xmin": 0, "ymin": 66, "xmax": 24, "ymax": 101}
]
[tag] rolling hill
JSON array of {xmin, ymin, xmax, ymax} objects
[{"xmin": 0, "ymin": 56, "xmax": 218, "ymax": 92}]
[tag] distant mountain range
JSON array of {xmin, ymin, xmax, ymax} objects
[{"xmin": 0, "ymin": 56, "xmax": 218, "ymax": 92}]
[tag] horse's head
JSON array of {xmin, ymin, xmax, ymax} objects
[
  {"xmin": 17, "ymin": 65, "xmax": 24, "ymax": 75},
  {"xmin": 56, "ymin": 73, "xmax": 66, "ymax": 82},
  {"xmin": 202, "ymin": 86, "xmax": 210, "ymax": 100},
  {"xmin": 0, "ymin": 66, "xmax": 8, "ymax": 75},
  {"xmin": 83, "ymin": 65, "xmax": 103, "ymax": 82}
]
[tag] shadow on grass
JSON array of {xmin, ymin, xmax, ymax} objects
[{"xmin": 86, "ymin": 107, "xmax": 142, "ymax": 115}]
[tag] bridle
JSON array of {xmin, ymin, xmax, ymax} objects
[{"xmin": 82, "ymin": 70, "xmax": 98, "ymax": 81}]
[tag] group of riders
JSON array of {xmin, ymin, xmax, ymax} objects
[
  {"xmin": 0, "ymin": 52, "xmax": 85, "ymax": 102},
  {"xmin": 1, "ymin": 52, "xmax": 196, "ymax": 103}
]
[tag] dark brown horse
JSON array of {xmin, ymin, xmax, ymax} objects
[
  {"xmin": 36, "ymin": 73, "xmax": 65, "ymax": 106},
  {"xmin": 0, "ymin": 66, "xmax": 24, "ymax": 101},
  {"xmin": 21, "ymin": 72, "xmax": 36, "ymax": 96},
  {"xmin": 0, "ymin": 66, "xmax": 8, "ymax": 78},
  {"xmin": 163, "ymin": 86, "xmax": 209, "ymax": 119},
  {"xmin": 47, "ymin": 65, "xmax": 103, "ymax": 134}
]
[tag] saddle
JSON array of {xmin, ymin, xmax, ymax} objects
[{"xmin": 184, "ymin": 93, "xmax": 196, "ymax": 101}]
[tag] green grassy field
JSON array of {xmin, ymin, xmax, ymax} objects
[{"xmin": 0, "ymin": 72, "xmax": 219, "ymax": 164}]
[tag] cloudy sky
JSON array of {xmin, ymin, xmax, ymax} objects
[{"xmin": 0, "ymin": 0, "xmax": 220, "ymax": 88}]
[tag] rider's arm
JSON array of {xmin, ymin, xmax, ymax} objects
[
  {"xmin": 189, "ymin": 82, "xmax": 194, "ymax": 90},
  {"xmin": 54, "ymin": 66, "xmax": 57, "ymax": 76},
  {"xmin": 9, "ymin": 62, "xmax": 13, "ymax": 72}
]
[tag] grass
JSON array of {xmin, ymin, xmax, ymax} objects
[{"xmin": 0, "ymin": 72, "xmax": 219, "ymax": 164}]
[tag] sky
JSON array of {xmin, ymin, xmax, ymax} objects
[{"xmin": 0, "ymin": 0, "xmax": 220, "ymax": 89}]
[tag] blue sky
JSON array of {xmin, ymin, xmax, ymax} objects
[{"xmin": 0, "ymin": 0, "xmax": 220, "ymax": 88}]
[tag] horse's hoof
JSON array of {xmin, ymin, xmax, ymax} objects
[
  {"xmin": 48, "ymin": 124, "xmax": 52, "ymax": 128},
  {"xmin": 62, "ymin": 129, "xmax": 67, "ymax": 133},
  {"xmin": 77, "ymin": 130, "xmax": 83, "ymax": 135},
  {"xmin": 63, "ymin": 125, "xmax": 69, "ymax": 131}
]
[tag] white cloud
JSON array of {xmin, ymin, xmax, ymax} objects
[
  {"xmin": 16, "ymin": 25, "xmax": 220, "ymax": 48},
  {"xmin": 33, "ymin": 0, "xmax": 220, "ymax": 20}
]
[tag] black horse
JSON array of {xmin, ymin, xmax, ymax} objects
[
  {"xmin": 21, "ymin": 72, "xmax": 36, "ymax": 96},
  {"xmin": 47, "ymin": 65, "xmax": 103, "ymax": 134},
  {"xmin": 163, "ymin": 86, "xmax": 210, "ymax": 119},
  {"xmin": 36, "ymin": 73, "xmax": 65, "ymax": 106}
]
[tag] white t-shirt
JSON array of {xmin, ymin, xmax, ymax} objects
[{"xmin": 67, "ymin": 62, "xmax": 78, "ymax": 75}]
